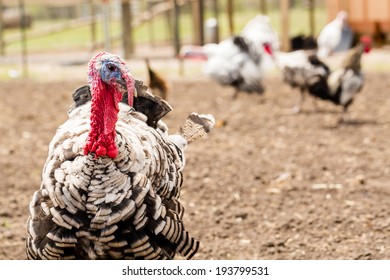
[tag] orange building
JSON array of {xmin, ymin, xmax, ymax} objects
[{"xmin": 327, "ymin": 0, "xmax": 390, "ymax": 42}]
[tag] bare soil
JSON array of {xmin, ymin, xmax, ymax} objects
[{"xmin": 1, "ymin": 70, "xmax": 390, "ymax": 260}]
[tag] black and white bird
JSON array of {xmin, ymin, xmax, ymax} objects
[
  {"xmin": 325, "ymin": 36, "xmax": 372, "ymax": 121},
  {"xmin": 273, "ymin": 51, "xmax": 331, "ymax": 113},
  {"xmin": 271, "ymin": 36, "xmax": 372, "ymax": 119},
  {"xmin": 201, "ymin": 35, "xmax": 272, "ymax": 98},
  {"xmin": 26, "ymin": 52, "xmax": 215, "ymax": 260},
  {"xmin": 179, "ymin": 14, "xmax": 276, "ymax": 98}
]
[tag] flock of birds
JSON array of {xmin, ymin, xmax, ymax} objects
[
  {"xmin": 180, "ymin": 12, "xmax": 372, "ymax": 121},
  {"xmin": 26, "ymin": 12, "xmax": 373, "ymax": 259}
]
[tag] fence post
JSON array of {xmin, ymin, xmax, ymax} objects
[
  {"xmin": 227, "ymin": 0, "xmax": 234, "ymax": 35},
  {"xmin": 19, "ymin": 0, "xmax": 28, "ymax": 77},
  {"xmin": 308, "ymin": 0, "xmax": 315, "ymax": 37},
  {"xmin": 260, "ymin": 0, "xmax": 267, "ymax": 14},
  {"xmin": 192, "ymin": 0, "xmax": 204, "ymax": 46},
  {"xmin": 172, "ymin": 0, "xmax": 180, "ymax": 56},
  {"xmin": 121, "ymin": 0, "xmax": 133, "ymax": 58},
  {"xmin": 90, "ymin": 0, "xmax": 97, "ymax": 51},
  {"xmin": 211, "ymin": 0, "xmax": 220, "ymax": 43},
  {"xmin": 102, "ymin": 0, "xmax": 111, "ymax": 51},
  {"xmin": 280, "ymin": 0, "xmax": 290, "ymax": 51},
  {"xmin": 0, "ymin": 0, "xmax": 4, "ymax": 55}
]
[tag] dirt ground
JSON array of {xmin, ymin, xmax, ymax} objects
[{"xmin": 1, "ymin": 60, "xmax": 390, "ymax": 260}]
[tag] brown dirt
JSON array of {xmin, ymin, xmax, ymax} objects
[{"xmin": 1, "ymin": 71, "xmax": 390, "ymax": 260}]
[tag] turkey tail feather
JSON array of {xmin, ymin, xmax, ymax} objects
[{"xmin": 177, "ymin": 113, "xmax": 215, "ymax": 144}]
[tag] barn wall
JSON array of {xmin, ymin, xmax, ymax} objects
[{"xmin": 327, "ymin": 0, "xmax": 390, "ymax": 35}]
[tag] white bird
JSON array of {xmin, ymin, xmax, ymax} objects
[
  {"xmin": 240, "ymin": 14, "xmax": 280, "ymax": 53},
  {"xmin": 317, "ymin": 11, "xmax": 353, "ymax": 58},
  {"xmin": 26, "ymin": 52, "xmax": 215, "ymax": 260},
  {"xmin": 203, "ymin": 35, "xmax": 272, "ymax": 98},
  {"xmin": 179, "ymin": 14, "xmax": 279, "ymax": 98}
]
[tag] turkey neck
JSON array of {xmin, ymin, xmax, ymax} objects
[
  {"xmin": 84, "ymin": 80, "xmax": 123, "ymax": 159},
  {"xmin": 342, "ymin": 44, "xmax": 364, "ymax": 73}
]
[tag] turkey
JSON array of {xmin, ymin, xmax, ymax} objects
[
  {"xmin": 240, "ymin": 14, "xmax": 280, "ymax": 54},
  {"xmin": 202, "ymin": 35, "xmax": 272, "ymax": 98},
  {"xmin": 179, "ymin": 14, "xmax": 276, "ymax": 98},
  {"xmin": 325, "ymin": 35, "xmax": 372, "ymax": 121},
  {"xmin": 271, "ymin": 50, "xmax": 331, "ymax": 113},
  {"xmin": 317, "ymin": 11, "xmax": 354, "ymax": 58},
  {"xmin": 26, "ymin": 52, "xmax": 215, "ymax": 260},
  {"xmin": 145, "ymin": 58, "xmax": 170, "ymax": 101}
]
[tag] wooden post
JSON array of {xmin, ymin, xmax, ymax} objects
[
  {"xmin": 211, "ymin": 0, "xmax": 219, "ymax": 43},
  {"xmin": 0, "ymin": 0, "xmax": 4, "ymax": 55},
  {"xmin": 90, "ymin": 0, "xmax": 97, "ymax": 51},
  {"xmin": 260, "ymin": 0, "xmax": 267, "ymax": 14},
  {"xmin": 172, "ymin": 0, "xmax": 180, "ymax": 56},
  {"xmin": 102, "ymin": 0, "xmax": 111, "ymax": 51},
  {"xmin": 166, "ymin": 2, "xmax": 172, "ymax": 41},
  {"xmin": 198, "ymin": 0, "xmax": 204, "ymax": 45},
  {"xmin": 121, "ymin": 0, "xmax": 133, "ymax": 58},
  {"xmin": 227, "ymin": 0, "xmax": 234, "ymax": 35},
  {"xmin": 19, "ymin": 0, "xmax": 28, "ymax": 77},
  {"xmin": 308, "ymin": 0, "xmax": 315, "ymax": 37},
  {"xmin": 192, "ymin": 0, "xmax": 204, "ymax": 45},
  {"xmin": 147, "ymin": 1, "xmax": 155, "ymax": 48},
  {"xmin": 280, "ymin": 0, "xmax": 290, "ymax": 51}
]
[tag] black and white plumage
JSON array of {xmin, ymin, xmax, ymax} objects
[
  {"xmin": 324, "ymin": 37, "xmax": 372, "ymax": 121},
  {"xmin": 280, "ymin": 53, "xmax": 331, "ymax": 113},
  {"xmin": 179, "ymin": 15, "xmax": 280, "ymax": 98},
  {"xmin": 268, "ymin": 47, "xmax": 330, "ymax": 113},
  {"xmin": 202, "ymin": 35, "xmax": 267, "ymax": 98},
  {"xmin": 26, "ymin": 52, "xmax": 215, "ymax": 260},
  {"xmin": 276, "ymin": 36, "xmax": 372, "ymax": 119}
]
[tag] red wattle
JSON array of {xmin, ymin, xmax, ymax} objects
[{"xmin": 84, "ymin": 76, "xmax": 120, "ymax": 159}]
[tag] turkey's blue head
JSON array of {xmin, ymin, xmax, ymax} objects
[{"xmin": 84, "ymin": 52, "xmax": 135, "ymax": 159}]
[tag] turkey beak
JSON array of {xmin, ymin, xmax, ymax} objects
[
  {"xmin": 116, "ymin": 77, "xmax": 128, "ymax": 94},
  {"xmin": 117, "ymin": 75, "xmax": 137, "ymax": 98}
]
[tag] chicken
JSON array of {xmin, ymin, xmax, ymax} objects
[
  {"xmin": 240, "ymin": 14, "xmax": 280, "ymax": 53},
  {"xmin": 26, "ymin": 52, "xmax": 215, "ymax": 260},
  {"xmin": 179, "ymin": 14, "xmax": 276, "ymax": 98},
  {"xmin": 145, "ymin": 58, "xmax": 170, "ymax": 101},
  {"xmin": 204, "ymin": 35, "xmax": 272, "ymax": 98},
  {"xmin": 325, "ymin": 36, "xmax": 372, "ymax": 121},
  {"xmin": 317, "ymin": 11, "xmax": 353, "ymax": 58},
  {"xmin": 275, "ymin": 51, "xmax": 331, "ymax": 113}
]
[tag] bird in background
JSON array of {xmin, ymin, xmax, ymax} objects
[
  {"xmin": 179, "ymin": 14, "xmax": 276, "ymax": 99},
  {"xmin": 271, "ymin": 36, "xmax": 371, "ymax": 120},
  {"xmin": 262, "ymin": 33, "xmax": 328, "ymax": 114},
  {"xmin": 317, "ymin": 11, "xmax": 354, "ymax": 58},
  {"xmin": 240, "ymin": 14, "xmax": 280, "ymax": 54},
  {"xmin": 145, "ymin": 58, "xmax": 170, "ymax": 101},
  {"xmin": 325, "ymin": 35, "xmax": 372, "ymax": 122},
  {"xmin": 277, "ymin": 52, "xmax": 331, "ymax": 114},
  {"xmin": 201, "ymin": 35, "xmax": 272, "ymax": 98},
  {"xmin": 26, "ymin": 52, "xmax": 215, "ymax": 260}
]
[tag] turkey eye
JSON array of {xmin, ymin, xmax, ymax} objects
[{"xmin": 107, "ymin": 64, "xmax": 116, "ymax": 72}]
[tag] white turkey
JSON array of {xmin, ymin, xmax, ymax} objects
[
  {"xmin": 202, "ymin": 35, "xmax": 273, "ymax": 98},
  {"xmin": 240, "ymin": 14, "xmax": 280, "ymax": 54},
  {"xmin": 317, "ymin": 10, "xmax": 354, "ymax": 58},
  {"xmin": 26, "ymin": 52, "xmax": 215, "ymax": 260},
  {"xmin": 179, "ymin": 14, "xmax": 276, "ymax": 98}
]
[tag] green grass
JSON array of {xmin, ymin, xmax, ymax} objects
[{"xmin": 3, "ymin": 7, "xmax": 328, "ymax": 55}]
